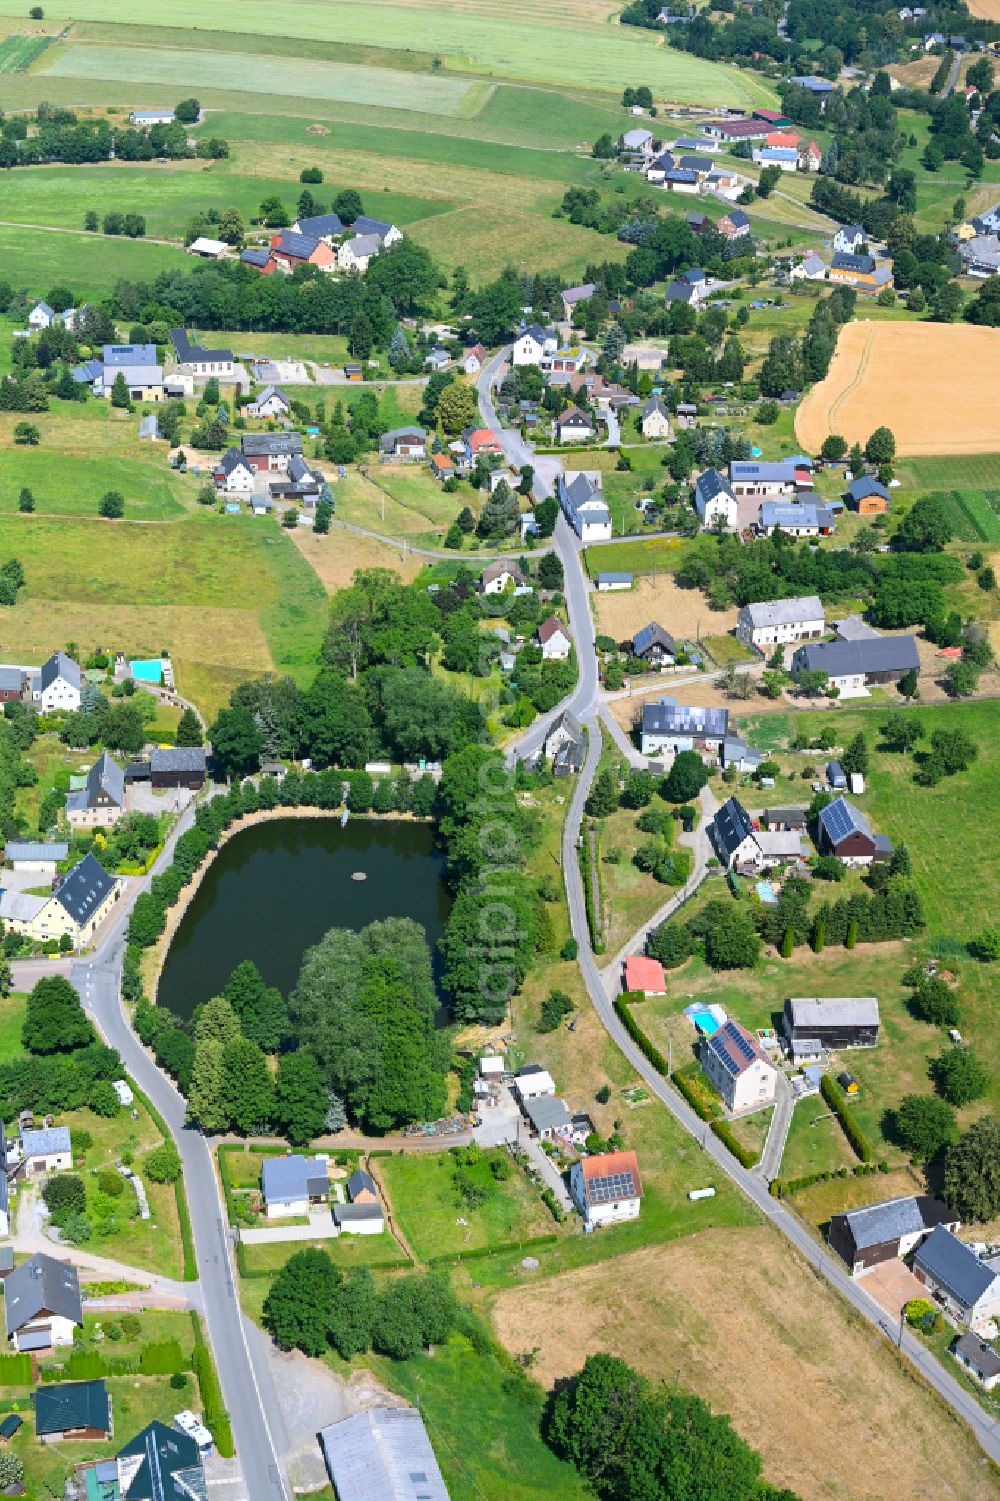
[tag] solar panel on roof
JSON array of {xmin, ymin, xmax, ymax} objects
[{"xmin": 589, "ymin": 1171, "xmax": 636, "ymax": 1203}]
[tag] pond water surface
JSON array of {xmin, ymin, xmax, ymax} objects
[{"xmin": 157, "ymin": 816, "xmax": 451, "ymax": 1021}]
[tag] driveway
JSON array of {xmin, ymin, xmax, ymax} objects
[
  {"xmin": 128, "ymin": 784, "xmax": 193, "ymax": 815},
  {"xmin": 859, "ymin": 1260, "xmax": 930, "ymax": 1323},
  {"xmin": 473, "ymin": 1087, "xmax": 573, "ymax": 1213}
]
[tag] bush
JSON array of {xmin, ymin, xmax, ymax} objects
[
  {"xmin": 145, "ymin": 1142, "xmax": 182, "ymax": 1183},
  {"xmin": 170, "ymin": 1371, "xmax": 189, "ymax": 1390},
  {"xmin": 96, "ymin": 1167, "xmax": 124, "ymax": 1198},
  {"xmin": 44, "ymin": 1173, "xmax": 86, "ymax": 1217},
  {"xmin": 711, "ymin": 1118, "xmax": 759, "ymax": 1168},
  {"xmin": 538, "ymin": 989, "xmax": 574, "ymax": 1033}
]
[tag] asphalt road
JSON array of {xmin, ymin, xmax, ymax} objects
[
  {"xmin": 69, "ymin": 805, "xmax": 290, "ymax": 1501},
  {"xmin": 479, "ymin": 346, "xmax": 1000, "ymax": 1466}
]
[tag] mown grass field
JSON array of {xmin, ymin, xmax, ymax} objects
[
  {"xmin": 13, "ymin": 0, "xmax": 776, "ymax": 104},
  {"xmin": 0, "ymin": 511, "xmax": 328, "ymax": 716},
  {"xmin": 380, "ymin": 1150, "xmax": 555, "ymax": 1262},
  {"xmin": 0, "ymin": 223, "xmax": 180, "ymax": 297}
]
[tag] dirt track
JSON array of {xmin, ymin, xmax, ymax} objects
[{"xmin": 795, "ymin": 321, "xmax": 1000, "ymax": 455}]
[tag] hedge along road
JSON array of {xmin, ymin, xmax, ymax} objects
[
  {"xmin": 70, "ymin": 797, "xmax": 290, "ymax": 1501},
  {"xmin": 476, "ymin": 349, "xmax": 1000, "ymax": 1469}
]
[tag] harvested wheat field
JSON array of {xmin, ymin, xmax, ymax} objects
[
  {"xmin": 491, "ymin": 1228, "xmax": 1000, "ymax": 1501},
  {"xmin": 796, "ymin": 322, "xmax": 1000, "ymax": 456},
  {"xmin": 291, "ymin": 527, "xmax": 423, "ymax": 593},
  {"xmin": 592, "ymin": 573, "xmax": 737, "ymax": 641},
  {"xmin": 967, "ymin": 0, "xmax": 1000, "ymax": 17}
]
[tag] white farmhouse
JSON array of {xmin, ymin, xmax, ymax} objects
[
  {"xmin": 701, "ymin": 1019, "xmax": 777, "ymax": 1114},
  {"xmin": 693, "ymin": 468, "xmax": 738, "ymax": 530},
  {"xmin": 558, "ymin": 471, "xmax": 612, "ymax": 542},
  {"xmin": 735, "ymin": 595, "xmax": 825, "ymax": 650},
  {"xmin": 570, "ymin": 1150, "xmax": 643, "ymax": 1229},
  {"xmin": 33, "ymin": 652, "xmax": 82, "ymax": 713},
  {"xmin": 512, "ymin": 324, "xmax": 556, "ymax": 366},
  {"xmin": 537, "ymin": 617, "xmax": 572, "ymax": 660}
]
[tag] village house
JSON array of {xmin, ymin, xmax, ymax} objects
[
  {"xmin": 735, "ymin": 595, "xmax": 825, "ymax": 650},
  {"xmin": 693, "ymin": 468, "xmax": 739, "ymax": 530},
  {"xmin": 333, "ymin": 1202, "xmax": 385, "ymax": 1236},
  {"xmin": 28, "ymin": 301, "xmax": 55, "ymax": 331},
  {"xmin": 0, "ymin": 666, "xmax": 23, "ymax": 704},
  {"xmin": 640, "ymin": 394, "xmax": 671, "ymax": 439},
  {"xmin": 513, "ymin": 1064, "xmax": 556, "ymax": 1103},
  {"xmin": 33, "ymin": 652, "xmax": 82, "ymax": 713},
  {"xmin": 544, "ymin": 709, "xmax": 585, "ymax": 775},
  {"xmin": 214, "ymin": 447, "xmax": 256, "ymax": 493},
  {"xmin": 169, "ymin": 328, "xmax": 234, "ymax": 381},
  {"xmin": 845, "ymin": 476, "xmax": 891, "ymax": 513},
  {"xmin": 524, "ymin": 1094, "xmax": 572, "ymax": 1141},
  {"xmin": 479, "ymin": 558, "xmax": 525, "ymax": 595},
  {"xmin": 953, "ymin": 1334, "xmax": 1000, "ymax": 1390},
  {"xmin": 337, "ymin": 233, "xmax": 383, "ymax": 274},
  {"xmin": 791, "ymin": 252, "xmax": 827, "ymax": 282},
  {"xmin": 430, "ymin": 452, "xmax": 454, "ymax": 482},
  {"xmin": 512, "ymin": 324, "xmax": 557, "ymax": 366},
  {"xmin": 346, "ymin": 1170, "xmax": 379, "ymax": 1205},
  {"xmin": 830, "ymin": 252, "xmax": 893, "ymax": 290},
  {"xmin": 620, "ymin": 128, "xmax": 655, "ymax": 156},
  {"xmin": 465, "ymin": 427, "xmax": 503, "ymax": 462},
  {"xmin": 352, "ymin": 215, "xmax": 403, "ymax": 248},
  {"xmin": 718, "ymin": 208, "xmax": 751, "ymax": 239},
  {"xmin": 757, "ymin": 501, "xmax": 837, "ymax": 538},
  {"xmin": 702, "ymin": 1019, "xmax": 777, "ymax": 1115},
  {"xmin": 5, "ymin": 1253, "xmax": 83, "ymax": 1351},
  {"xmin": 553, "ymin": 405, "xmax": 595, "ymax": 444},
  {"xmin": 720, "ymin": 736, "xmax": 763, "ymax": 774},
  {"xmin": 752, "ymin": 144, "xmax": 799, "ymax": 172},
  {"xmin": 790, "ymin": 635, "xmax": 920, "ymax": 693},
  {"xmin": 290, "ymin": 211, "xmax": 345, "ymax": 243},
  {"xmin": 783, "ymin": 995, "xmax": 881, "ymax": 1056},
  {"xmin": 630, "ymin": 622, "xmax": 676, "ymax": 667},
  {"xmin": 914, "ymin": 1227, "xmax": 1000, "ymax": 1330},
  {"xmin": 537, "ymin": 616, "xmax": 572, "ymax": 660},
  {"xmin": 709, "ymin": 797, "xmax": 803, "ymax": 873},
  {"xmin": 623, "ymin": 955, "xmax": 667, "ymax": 996},
  {"xmin": 730, "ymin": 457, "xmax": 813, "ymax": 498},
  {"xmin": 378, "ymin": 427, "xmax": 427, "ymax": 463},
  {"xmin": 150, "ymin": 747, "xmax": 208, "ymax": 792},
  {"xmin": 788, "ymin": 74, "xmax": 834, "ymax": 103},
  {"xmin": 833, "ymin": 224, "xmax": 865, "ymax": 255},
  {"xmin": 828, "ymin": 1195, "xmax": 958, "ymax": 1277},
  {"xmin": 243, "ymin": 385, "xmax": 291, "ymax": 420},
  {"xmin": 18, "ymin": 1124, "xmax": 72, "ymax": 1174},
  {"xmin": 65, "ymin": 753, "xmax": 126, "ymax": 830},
  {"xmin": 561, "ymin": 282, "xmax": 596, "ymax": 320},
  {"xmin": 117, "ymin": 1420, "xmax": 206, "ymax": 1501},
  {"xmin": 35, "ymin": 1379, "xmax": 112, "ymax": 1441},
  {"xmin": 241, "ymin": 432, "xmax": 304, "ymax": 475},
  {"xmin": 462, "ymin": 343, "xmax": 487, "ymax": 374},
  {"xmin": 640, "ymin": 699, "xmax": 729, "ymax": 757},
  {"xmin": 816, "ymin": 796, "xmax": 894, "ymax": 866},
  {"xmin": 596, "ymin": 572, "xmax": 632, "ymax": 591},
  {"xmin": 569, "ymin": 1149, "xmax": 643, "ymax": 1229},
  {"xmin": 261, "ymin": 1155, "xmax": 330, "ymax": 1219},
  {"xmin": 558, "ymin": 471, "xmax": 612, "ymax": 541},
  {"xmin": 0, "ymin": 851, "xmax": 121, "ymax": 947},
  {"xmin": 241, "ymin": 248, "xmax": 272, "ymax": 273}
]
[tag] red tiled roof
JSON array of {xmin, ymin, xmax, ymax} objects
[
  {"xmin": 624, "ymin": 956, "xmax": 666, "ymax": 993},
  {"xmin": 581, "ymin": 1149, "xmax": 643, "ymax": 1202},
  {"xmin": 538, "ymin": 616, "xmax": 568, "ymax": 643}
]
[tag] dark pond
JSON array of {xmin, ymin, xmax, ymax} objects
[{"xmin": 157, "ymin": 816, "xmax": 451, "ymax": 1021}]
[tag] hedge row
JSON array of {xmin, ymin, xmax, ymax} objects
[
  {"xmin": 613, "ymin": 993, "xmax": 668, "ymax": 1076},
  {"xmin": 190, "ymin": 1312, "xmax": 234, "ymax": 1459},
  {"xmin": 579, "ymin": 835, "xmax": 604, "ymax": 955},
  {"xmin": 710, "ymin": 1118, "xmax": 759, "ymax": 1170},
  {"xmin": 770, "ymin": 1161, "xmax": 889, "ymax": 1198},
  {"xmin": 671, "ymin": 1067, "xmax": 719, "ymax": 1124},
  {"xmin": 820, "ymin": 1073, "xmax": 873, "ymax": 1162}
]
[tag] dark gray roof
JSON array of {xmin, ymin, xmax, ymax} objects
[
  {"xmin": 104, "ymin": 343, "xmax": 157, "ymax": 366},
  {"xmin": 170, "ymin": 327, "xmax": 233, "ymax": 364},
  {"xmin": 846, "ymin": 476, "xmax": 890, "ymax": 503},
  {"xmin": 832, "ymin": 251, "xmax": 876, "ymax": 274},
  {"xmin": 742, "ymin": 596, "xmax": 823, "ymax": 628},
  {"xmin": 21, "ymin": 1126, "xmax": 71, "ymax": 1158},
  {"xmin": 352, "ymin": 215, "xmax": 395, "ymax": 240},
  {"xmin": 118, "ymin": 1420, "xmax": 206, "ymax": 1501},
  {"xmin": 4, "ymin": 1252, "xmax": 82, "ymax": 1336},
  {"xmin": 379, "ymin": 426, "xmax": 427, "ymax": 453},
  {"xmin": 333, "ymin": 1202, "xmax": 384, "ymax": 1224},
  {"xmin": 955, "ymin": 1333, "xmax": 1000, "ymax": 1379},
  {"xmin": 150, "ymin": 748, "xmax": 207, "ymax": 774},
  {"xmin": 694, "ymin": 467, "xmax": 735, "ymax": 513},
  {"xmin": 241, "ymin": 248, "xmax": 271, "ymax": 269},
  {"xmin": 5, "ymin": 841, "xmax": 68, "ymax": 863},
  {"xmin": 794, "ymin": 636, "xmax": 920, "ymax": 679},
  {"xmin": 817, "ymin": 795, "xmax": 873, "ymax": 848},
  {"xmin": 727, "ymin": 209, "xmax": 751, "ymax": 228},
  {"xmin": 632, "ymin": 622, "xmax": 676, "ymax": 658},
  {"xmin": 35, "ymin": 1379, "xmax": 110, "ymax": 1436},
  {"xmin": 641, "ymin": 394, "xmax": 669, "ymax": 420},
  {"xmin": 641, "ymin": 698, "xmax": 728, "ymax": 738},
  {"xmin": 525, "ymin": 1095, "xmax": 572, "ymax": 1133},
  {"xmin": 40, "ymin": 652, "xmax": 81, "ymax": 693},
  {"xmin": 836, "ymin": 1195, "xmax": 954, "ymax": 1252},
  {"xmin": 295, "ymin": 212, "xmax": 345, "ymax": 238},
  {"xmin": 241, "ymin": 432, "xmax": 303, "ymax": 458},
  {"xmin": 55, "ymin": 852, "xmax": 116, "ymax": 925},
  {"xmin": 915, "ymin": 1226, "xmax": 1000, "ymax": 1310},
  {"xmin": 273, "ymin": 230, "xmax": 321, "ymax": 259},
  {"xmin": 81, "ymin": 752, "xmax": 126, "ymax": 810},
  {"xmin": 665, "ymin": 281, "xmax": 696, "ymax": 303},
  {"xmin": 712, "ymin": 796, "xmax": 754, "ymax": 858},
  {"xmin": 217, "ymin": 446, "xmax": 253, "ymax": 475},
  {"xmin": 346, "ymin": 1169, "xmax": 376, "ymax": 1200}
]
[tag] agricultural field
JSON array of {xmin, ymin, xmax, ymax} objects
[
  {"xmin": 0, "ymin": 510, "xmax": 328, "ymax": 717},
  {"xmin": 488, "ymin": 1225, "xmax": 1000, "ymax": 1501},
  {"xmin": 591, "ymin": 572, "xmax": 737, "ymax": 645},
  {"xmin": 795, "ymin": 321, "xmax": 1000, "ymax": 456},
  {"xmin": 2, "ymin": 0, "xmax": 777, "ymax": 104},
  {"xmin": 0, "ymin": 32, "xmax": 50, "ymax": 70}
]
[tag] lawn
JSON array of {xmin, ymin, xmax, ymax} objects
[
  {"xmin": 583, "ymin": 536, "xmax": 690, "ymax": 577},
  {"xmin": 0, "ymin": 511, "xmax": 328, "ymax": 717},
  {"xmin": 380, "ymin": 1149, "xmax": 554, "ymax": 1262},
  {"xmin": 0, "ymin": 223, "xmax": 182, "ymax": 297},
  {"xmin": 238, "ymin": 1235, "xmax": 409, "ymax": 1276},
  {"xmin": 920, "ymin": 489, "xmax": 1000, "ymax": 544},
  {"xmin": 334, "ymin": 466, "xmax": 472, "ymax": 548},
  {"xmin": 374, "ymin": 1335, "xmax": 591, "ymax": 1501},
  {"xmin": 780, "ymin": 1092, "xmax": 858, "ymax": 1180},
  {"xmin": 11, "ymin": 0, "xmax": 778, "ymax": 104},
  {"xmin": 0, "ymin": 993, "xmax": 26, "ymax": 1061}
]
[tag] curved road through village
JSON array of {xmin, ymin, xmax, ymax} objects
[{"xmin": 477, "ymin": 350, "xmax": 1000, "ymax": 1467}]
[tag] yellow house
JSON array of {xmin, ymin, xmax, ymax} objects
[{"xmin": 0, "ymin": 852, "xmax": 121, "ymax": 949}]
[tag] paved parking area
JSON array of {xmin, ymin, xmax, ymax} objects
[{"xmin": 857, "ymin": 1259, "xmax": 928, "ymax": 1321}]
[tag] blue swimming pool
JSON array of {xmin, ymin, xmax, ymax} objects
[
  {"xmin": 694, "ymin": 1014, "xmax": 720, "ymax": 1036},
  {"xmin": 756, "ymin": 881, "xmax": 777, "ymax": 904},
  {"xmin": 130, "ymin": 659, "xmax": 163, "ymax": 683}
]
